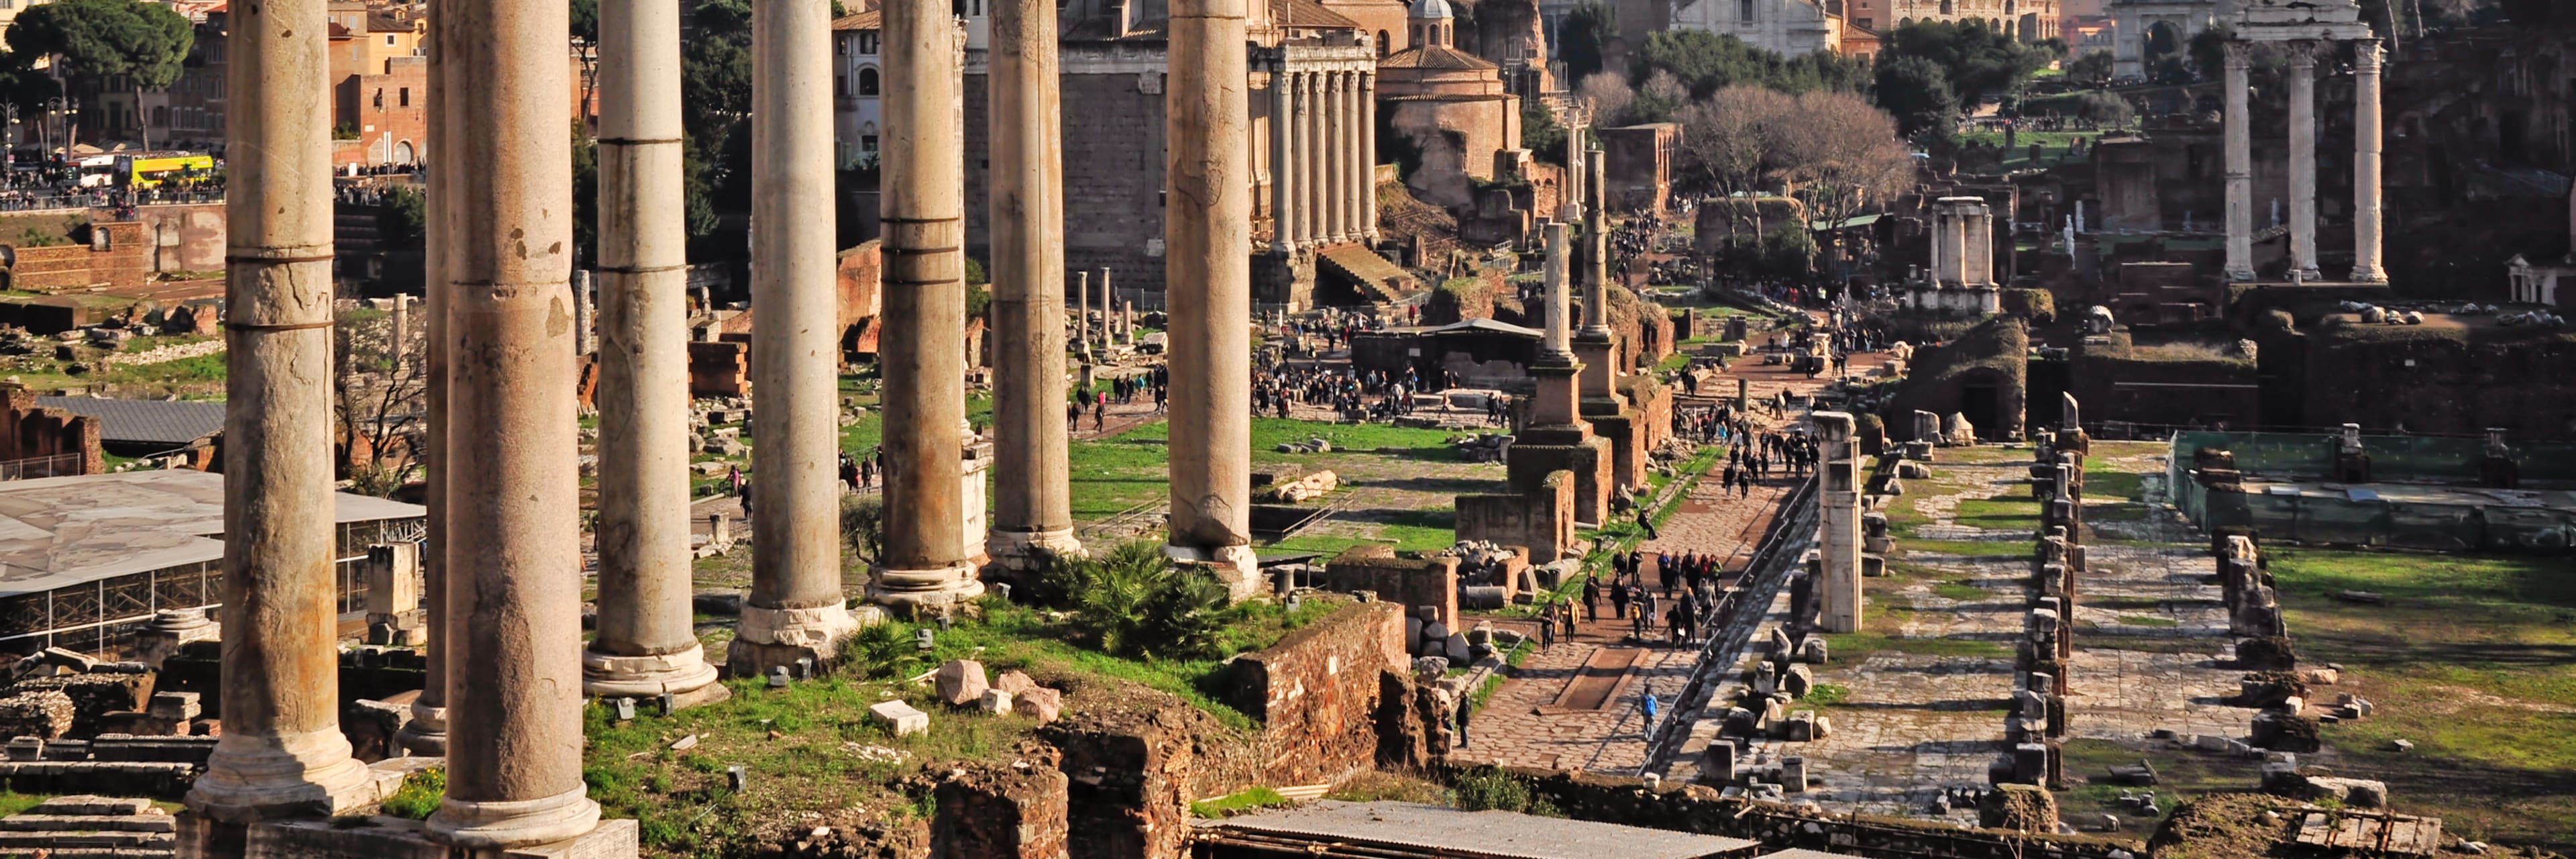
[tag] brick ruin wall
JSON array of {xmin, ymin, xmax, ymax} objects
[{"xmin": 0, "ymin": 387, "xmax": 103, "ymax": 474}]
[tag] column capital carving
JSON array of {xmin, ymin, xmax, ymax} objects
[
  {"xmin": 2353, "ymin": 38, "xmax": 2382, "ymax": 70},
  {"xmin": 2222, "ymin": 40, "xmax": 2249, "ymax": 66},
  {"xmin": 2288, "ymin": 41, "xmax": 2318, "ymax": 67}
]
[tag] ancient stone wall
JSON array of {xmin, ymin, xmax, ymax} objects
[
  {"xmin": 1483, "ymin": 766, "xmax": 2137, "ymax": 859},
  {"xmin": 1058, "ymin": 48, "xmax": 1176, "ymax": 308},
  {"xmin": 2299, "ymin": 323, "xmax": 2576, "ymax": 439},
  {"xmin": 839, "ymin": 241, "xmax": 884, "ymax": 358},
  {"xmin": 1456, "ymin": 468, "xmax": 1576, "ymax": 560},
  {"xmin": 1313, "ymin": 548, "xmax": 1459, "ymax": 629},
  {"xmin": 934, "ymin": 750, "xmax": 1071, "ymax": 859},
  {"xmin": 1224, "ymin": 601, "xmax": 1408, "ymax": 786}
]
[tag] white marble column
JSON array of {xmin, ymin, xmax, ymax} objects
[
  {"xmin": 1344, "ymin": 72, "xmax": 1363, "ymax": 243},
  {"xmin": 2288, "ymin": 44, "xmax": 2319, "ymax": 280},
  {"xmin": 2223, "ymin": 42, "xmax": 2253, "ymax": 282},
  {"xmin": 2351, "ymin": 39, "xmax": 2386, "ymax": 283},
  {"xmin": 1360, "ymin": 72, "xmax": 1377, "ymax": 241},
  {"xmin": 1270, "ymin": 66, "xmax": 1294, "ymax": 252},
  {"xmin": 1564, "ymin": 120, "xmax": 1583, "ymax": 220}
]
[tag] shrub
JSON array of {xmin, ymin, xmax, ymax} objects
[
  {"xmin": 840, "ymin": 494, "xmax": 885, "ymax": 562},
  {"xmin": 1034, "ymin": 541, "xmax": 1235, "ymax": 661},
  {"xmin": 382, "ymin": 767, "xmax": 445, "ymax": 819}
]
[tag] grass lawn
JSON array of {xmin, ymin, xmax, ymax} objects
[
  {"xmin": 1956, "ymin": 129, "xmax": 2096, "ymax": 170},
  {"xmin": 2264, "ymin": 547, "xmax": 2576, "ymax": 850},
  {"xmin": 570, "ymin": 596, "xmax": 1338, "ymax": 857},
  {"xmin": 2055, "ymin": 738, "xmax": 2265, "ymax": 829}
]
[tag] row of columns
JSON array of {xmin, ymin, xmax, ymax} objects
[
  {"xmin": 2220, "ymin": 38, "xmax": 2385, "ymax": 283},
  {"xmin": 1269, "ymin": 66, "xmax": 1377, "ymax": 252}
]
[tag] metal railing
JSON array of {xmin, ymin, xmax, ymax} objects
[
  {"xmin": 1640, "ymin": 473, "xmax": 1820, "ymax": 775},
  {"xmin": 0, "ymin": 452, "xmax": 85, "ymax": 481}
]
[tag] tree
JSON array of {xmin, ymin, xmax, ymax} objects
[
  {"xmin": 2186, "ymin": 24, "xmax": 2233, "ymax": 83},
  {"xmin": 2069, "ymin": 50, "xmax": 2114, "ymax": 86},
  {"xmin": 1522, "ymin": 97, "xmax": 1568, "ymax": 166},
  {"xmin": 679, "ymin": 0, "xmax": 754, "ymax": 254},
  {"xmin": 1770, "ymin": 91, "xmax": 1912, "ymax": 279},
  {"xmin": 7, "ymin": 0, "xmax": 192, "ymax": 152},
  {"xmin": 380, "ymin": 185, "xmax": 428, "ymax": 249},
  {"xmin": 1576, "ymin": 72, "xmax": 1633, "ymax": 128},
  {"xmin": 1631, "ymin": 69, "xmax": 1688, "ymax": 125},
  {"xmin": 333, "ymin": 304, "xmax": 429, "ymax": 496},
  {"xmin": 1873, "ymin": 54, "xmax": 1957, "ymax": 138},
  {"xmin": 2069, "ymin": 91, "xmax": 2134, "ymax": 128},
  {"xmin": 1559, "ymin": 1, "xmax": 1615, "ymax": 87},
  {"xmin": 1633, "ymin": 29, "xmax": 1868, "ymax": 99},
  {"xmin": 1877, "ymin": 19, "xmax": 2048, "ymax": 110},
  {"xmin": 1675, "ymin": 85, "xmax": 1794, "ymax": 236},
  {"xmin": 570, "ymin": 0, "xmax": 600, "ymax": 129}
]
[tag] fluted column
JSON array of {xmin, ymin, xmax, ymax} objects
[
  {"xmin": 1166, "ymin": 0, "xmax": 1257, "ymax": 596},
  {"xmin": 1291, "ymin": 72, "xmax": 1313, "ymax": 248},
  {"xmin": 1075, "ymin": 270, "xmax": 1089, "ymax": 353},
  {"xmin": 186, "ymin": 0, "xmax": 376, "ymax": 823},
  {"xmin": 1269, "ymin": 66, "xmax": 1294, "ymax": 252},
  {"xmin": 427, "ymin": 0, "xmax": 601, "ymax": 842},
  {"xmin": 1564, "ymin": 121, "xmax": 1583, "ymax": 221},
  {"xmin": 1360, "ymin": 72, "xmax": 1377, "ymax": 240},
  {"xmin": 2351, "ymin": 39, "xmax": 2386, "ymax": 283},
  {"xmin": 2223, "ymin": 42, "xmax": 2253, "ymax": 282},
  {"xmin": 867, "ymin": 0, "xmax": 980, "ymax": 607},
  {"xmin": 1542, "ymin": 222, "xmax": 1572, "ymax": 362},
  {"xmin": 1340, "ymin": 71, "xmax": 1360, "ymax": 242},
  {"xmin": 738, "ymin": 0, "xmax": 862, "ymax": 655},
  {"xmin": 2288, "ymin": 43, "xmax": 2318, "ymax": 279},
  {"xmin": 587, "ymin": 0, "xmax": 724, "ymax": 707},
  {"xmin": 988, "ymin": 0, "xmax": 1082, "ymax": 568}
]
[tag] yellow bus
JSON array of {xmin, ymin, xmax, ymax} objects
[{"xmin": 118, "ymin": 154, "xmax": 215, "ymax": 189}]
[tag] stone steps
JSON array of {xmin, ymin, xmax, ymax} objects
[{"xmin": 0, "ymin": 795, "xmax": 176, "ymax": 858}]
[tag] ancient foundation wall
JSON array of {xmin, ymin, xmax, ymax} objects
[
  {"xmin": 1481, "ymin": 766, "xmax": 2136, "ymax": 859},
  {"xmin": 1456, "ymin": 470, "xmax": 1576, "ymax": 561},
  {"xmin": 1313, "ymin": 548, "xmax": 1460, "ymax": 629},
  {"xmin": 1224, "ymin": 601, "xmax": 1409, "ymax": 786}
]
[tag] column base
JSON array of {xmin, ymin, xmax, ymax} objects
[
  {"xmin": 581, "ymin": 642, "xmax": 729, "ymax": 707},
  {"xmin": 1163, "ymin": 543, "xmax": 1261, "ymax": 601},
  {"xmin": 426, "ymin": 785, "xmax": 604, "ymax": 850},
  {"xmin": 2351, "ymin": 266, "xmax": 2387, "ymax": 283},
  {"xmin": 394, "ymin": 704, "xmax": 447, "ymax": 757},
  {"xmin": 231, "ymin": 815, "xmax": 637, "ymax": 859},
  {"xmin": 726, "ymin": 603, "xmax": 870, "ymax": 677},
  {"xmin": 864, "ymin": 562, "xmax": 986, "ymax": 608},
  {"xmin": 2225, "ymin": 268, "xmax": 2257, "ymax": 283},
  {"xmin": 186, "ymin": 727, "xmax": 386, "ymax": 823},
  {"xmin": 2297, "ymin": 266, "xmax": 2322, "ymax": 280},
  {"xmin": 985, "ymin": 527, "xmax": 1086, "ymax": 572}
]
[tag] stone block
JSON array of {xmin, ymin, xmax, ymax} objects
[
  {"xmin": 934, "ymin": 660, "xmax": 989, "ymax": 706},
  {"xmin": 1012, "ymin": 687, "xmax": 1062, "ymax": 725},
  {"xmin": 869, "ymin": 701, "xmax": 930, "ymax": 736},
  {"xmin": 994, "ymin": 670, "xmax": 1038, "ymax": 697},
  {"xmin": 977, "ymin": 689, "xmax": 1013, "ymax": 715}
]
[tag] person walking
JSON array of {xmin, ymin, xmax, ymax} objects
[
  {"xmin": 1538, "ymin": 605, "xmax": 1557, "ymax": 649},
  {"xmin": 1582, "ymin": 576, "xmax": 1601, "ymax": 621}
]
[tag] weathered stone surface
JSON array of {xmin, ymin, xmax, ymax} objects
[
  {"xmin": 936, "ymin": 660, "xmax": 990, "ymax": 706},
  {"xmin": 869, "ymin": 701, "xmax": 930, "ymax": 736},
  {"xmin": 1010, "ymin": 687, "xmax": 1061, "ymax": 724},
  {"xmin": 994, "ymin": 670, "xmax": 1039, "ymax": 697}
]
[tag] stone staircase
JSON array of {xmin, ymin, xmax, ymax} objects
[
  {"xmin": 0, "ymin": 795, "xmax": 176, "ymax": 857},
  {"xmin": 1318, "ymin": 243, "xmax": 1417, "ymax": 304}
]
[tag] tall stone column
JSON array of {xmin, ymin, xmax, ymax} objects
[
  {"xmin": 2223, "ymin": 42, "xmax": 2253, "ymax": 282},
  {"xmin": 1541, "ymin": 223, "xmax": 1573, "ymax": 364},
  {"xmin": 1289, "ymin": 72, "xmax": 1309, "ymax": 248},
  {"xmin": 987, "ymin": 0, "xmax": 1082, "ymax": 570},
  {"xmin": 1324, "ymin": 72, "xmax": 1348, "ymax": 243},
  {"xmin": 2351, "ymin": 39, "xmax": 2386, "ymax": 283},
  {"xmin": 429, "ymin": 0, "xmax": 604, "ymax": 844},
  {"xmin": 2288, "ymin": 44, "xmax": 2319, "ymax": 280},
  {"xmin": 1166, "ymin": 0, "xmax": 1257, "ymax": 596},
  {"xmin": 1341, "ymin": 73, "xmax": 1362, "ymax": 242},
  {"xmin": 867, "ymin": 0, "xmax": 981, "ymax": 607},
  {"xmin": 1580, "ymin": 149, "xmax": 1609, "ymax": 340},
  {"xmin": 1075, "ymin": 270, "xmax": 1089, "ymax": 354},
  {"xmin": 1269, "ymin": 65, "xmax": 1294, "ymax": 252},
  {"xmin": 394, "ymin": 0, "xmax": 453, "ymax": 759},
  {"xmin": 1303, "ymin": 73, "xmax": 1324, "ymax": 248},
  {"xmin": 1964, "ymin": 203, "xmax": 1993, "ymax": 286},
  {"xmin": 185, "ymin": 0, "xmax": 377, "ymax": 823},
  {"xmin": 587, "ymin": 0, "xmax": 724, "ymax": 708},
  {"xmin": 1814, "ymin": 407, "xmax": 1862, "ymax": 634},
  {"xmin": 1564, "ymin": 121, "xmax": 1583, "ymax": 220},
  {"xmin": 1360, "ymin": 72, "xmax": 1377, "ymax": 240},
  {"xmin": 1099, "ymin": 268, "xmax": 1113, "ymax": 344},
  {"xmin": 737, "ymin": 0, "xmax": 861, "ymax": 664}
]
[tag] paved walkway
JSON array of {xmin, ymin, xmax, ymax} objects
[{"xmin": 1459, "ymin": 334, "xmax": 1865, "ymax": 774}]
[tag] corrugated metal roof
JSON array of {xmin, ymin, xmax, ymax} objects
[
  {"xmin": 1754, "ymin": 850, "xmax": 1872, "ymax": 859},
  {"xmin": 35, "ymin": 397, "xmax": 227, "ymax": 448},
  {"xmin": 1202, "ymin": 801, "xmax": 1761, "ymax": 859}
]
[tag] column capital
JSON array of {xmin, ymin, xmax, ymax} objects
[
  {"xmin": 2353, "ymin": 38, "xmax": 2383, "ymax": 70},
  {"xmin": 2288, "ymin": 41, "xmax": 2318, "ymax": 68},
  {"xmin": 2222, "ymin": 40, "xmax": 2249, "ymax": 66}
]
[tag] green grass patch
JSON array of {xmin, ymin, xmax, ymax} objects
[
  {"xmin": 2265, "ymin": 548, "xmax": 2576, "ymax": 850},
  {"xmin": 381, "ymin": 768, "xmax": 444, "ymax": 820},
  {"xmin": 0, "ymin": 791, "xmax": 49, "ymax": 819},
  {"xmin": 1931, "ymin": 580, "xmax": 1989, "ymax": 602},
  {"xmin": 1803, "ymin": 683, "xmax": 1850, "ymax": 707},
  {"xmin": 1191, "ymin": 787, "xmax": 1293, "ymax": 818},
  {"xmin": 1952, "ymin": 496, "xmax": 2041, "ymax": 532},
  {"xmin": 2114, "ymin": 614, "xmax": 2180, "ymax": 628},
  {"xmin": 2053, "ymin": 738, "xmax": 2264, "ymax": 830}
]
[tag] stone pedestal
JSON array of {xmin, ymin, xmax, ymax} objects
[
  {"xmin": 1572, "ymin": 334, "xmax": 1624, "ymax": 409},
  {"xmin": 225, "ymin": 815, "xmax": 637, "ymax": 859},
  {"xmin": 1813, "ymin": 412, "xmax": 1862, "ymax": 634}
]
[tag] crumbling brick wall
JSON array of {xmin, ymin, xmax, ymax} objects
[
  {"xmin": 1313, "ymin": 548, "xmax": 1458, "ymax": 629},
  {"xmin": 934, "ymin": 748, "xmax": 1070, "ymax": 859},
  {"xmin": 1224, "ymin": 601, "xmax": 1407, "ymax": 787},
  {"xmin": 1456, "ymin": 468, "xmax": 1576, "ymax": 561},
  {"xmin": 0, "ymin": 387, "xmax": 103, "ymax": 475}
]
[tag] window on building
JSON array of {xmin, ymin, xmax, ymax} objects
[
  {"xmin": 859, "ymin": 32, "xmax": 879, "ymax": 54},
  {"xmin": 1939, "ymin": 0, "xmax": 1951, "ymax": 14},
  {"xmin": 1740, "ymin": 0, "xmax": 1754, "ymax": 22},
  {"xmin": 1857, "ymin": 17, "xmax": 1872, "ymax": 28},
  {"xmin": 858, "ymin": 66, "xmax": 879, "ymax": 96},
  {"xmin": 398, "ymin": 87, "xmax": 411, "ymax": 107},
  {"xmin": 1377, "ymin": 30, "xmax": 1389, "ymax": 57},
  {"xmin": 385, "ymin": 34, "xmax": 396, "ymax": 46}
]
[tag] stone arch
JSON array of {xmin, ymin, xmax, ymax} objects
[
  {"xmin": 858, "ymin": 66, "xmax": 881, "ymax": 96},
  {"xmin": 392, "ymin": 140, "xmax": 416, "ymax": 164}
]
